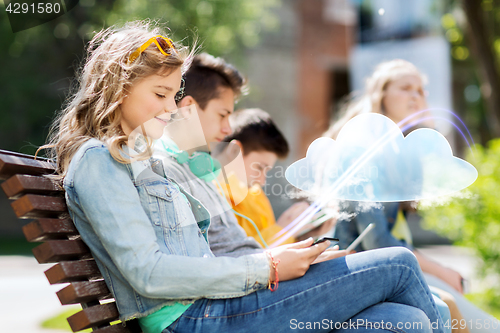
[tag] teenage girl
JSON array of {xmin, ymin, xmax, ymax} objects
[
  {"xmin": 327, "ymin": 59, "xmax": 498, "ymax": 333},
  {"xmin": 43, "ymin": 22, "xmax": 445, "ymax": 333}
]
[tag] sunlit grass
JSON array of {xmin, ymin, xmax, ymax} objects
[
  {"xmin": 41, "ymin": 307, "xmax": 90, "ymax": 332},
  {"xmin": 41, "ymin": 305, "xmax": 123, "ymax": 332},
  {"xmin": 465, "ymin": 289, "xmax": 500, "ymax": 320}
]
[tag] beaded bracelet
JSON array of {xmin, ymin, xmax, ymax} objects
[{"xmin": 267, "ymin": 251, "xmax": 280, "ymax": 292}]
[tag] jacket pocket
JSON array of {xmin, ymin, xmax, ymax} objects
[{"xmin": 144, "ymin": 182, "xmax": 180, "ymax": 229}]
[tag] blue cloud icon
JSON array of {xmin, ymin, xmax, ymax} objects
[{"xmin": 285, "ymin": 113, "xmax": 478, "ymax": 202}]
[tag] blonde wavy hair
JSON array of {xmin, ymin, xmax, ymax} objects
[
  {"xmin": 324, "ymin": 59, "xmax": 428, "ymax": 139},
  {"xmin": 41, "ymin": 21, "xmax": 194, "ymax": 180}
]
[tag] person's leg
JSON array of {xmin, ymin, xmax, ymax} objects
[
  {"xmin": 431, "ymin": 293, "xmax": 452, "ymax": 333},
  {"xmin": 430, "ymin": 286, "xmax": 470, "ymax": 333},
  {"xmin": 425, "ymin": 273, "xmax": 500, "ymax": 333},
  {"xmin": 336, "ymin": 302, "xmax": 432, "ymax": 333},
  {"xmin": 165, "ymin": 247, "xmax": 445, "ymax": 333}
]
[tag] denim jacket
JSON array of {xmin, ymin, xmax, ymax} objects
[{"xmin": 63, "ymin": 139, "xmax": 270, "ymax": 321}]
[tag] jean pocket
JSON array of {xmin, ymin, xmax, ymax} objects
[{"xmin": 162, "ymin": 316, "xmax": 180, "ymax": 333}]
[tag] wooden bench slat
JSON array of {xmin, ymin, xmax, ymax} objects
[
  {"xmin": 57, "ymin": 280, "xmax": 112, "ymax": 305},
  {"xmin": 0, "ymin": 152, "xmax": 55, "ymax": 180},
  {"xmin": 67, "ymin": 302, "xmax": 120, "ymax": 332},
  {"xmin": 45, "ymin": 260, "xmax": 101, "ymax": 284},
  {"xmin": 92, "ymin": 326, "xmax": 129, "ymax": 333},
  {"xmin": 0, "ymin": 148, "xmax": 144, "ymax": 332},
  {"xmin": 2, "ymin": 174, "xmax": 62, "ymax": 199},
  {"xmin": 92, "ymin": 320, "xmax": 141, "ymax": 333},
  {"xmin": 32, "ymin": 239, "xmax": 91, "ymax": 263},
  {"xmin": 23, "ymin": 218, "xmax": 78, "ymax": 242},
  {"xmin": 11, "ymin": 194, "xmax": 67, "ymax": 219}
]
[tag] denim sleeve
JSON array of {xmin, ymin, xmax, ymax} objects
[{"xmin": 70, "ymin": 147, "xmax": 270, "ymax": 299}]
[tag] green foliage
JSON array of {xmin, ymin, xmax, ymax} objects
[
  {"xmin": 41, "ymin": 306, "xmax": 90, "ymax": 332},
  {"xmin": 0, "ymin": 0, "xmax": 280, "ymax": 155},
  {"xmin": 439, "ymin": 0, "xmax": 500, "ymax": 145},
  {"xmin": 465, "ymin": 289, "xmax": 500, "ymax": 319},
  {"xmin": 103, "ymin": 0, "xmax": 280, "ymax": 56},
  {"xmin": 422, "ymin": 139, "xmax": 500, "ymax": 281},
  {"xmin": 0, "ymin": 237, "xmax": 36, "ymax": 255}
]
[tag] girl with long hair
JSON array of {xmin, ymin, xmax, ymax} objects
[{"xmin": 43, "ymin": 23, "xmax": 446, "ymax": 333}]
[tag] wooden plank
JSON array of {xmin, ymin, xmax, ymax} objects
[
  {"xmin": 23, "ymin": 218, "xmax": 77, "ymax": 242},
  {"xmin": 67, "ymin": 302, "xmax": 120, "ymax": 332},
  {"xmin": 0, "ymin": 152, "xmax": 55, "ymax": 180},
  {"xmin": 45, "ymin": 260, "xmax": 101, "ymax": 284},
  {"xmin": 57, "ymin": 280, "xmax": 112, "ymax": 305},
  {"xmin": 92, "ymin": 320, "xmax": 142, "ymax": 333},
  {"xmin": 32, "ymin": 239, "xmax": 90, "ymax": 263},
  {"xmin": 0, "ymin": 149, "xmax": 51, "ymax": 160},
  {"xmin": 1, "ymin": 174, "xmax": 61, "ymax": 199},
  {"xmin": 0, "ymin": 150, "xmax": 143, "ymax": 332},
  {"xmin": 11, "ymin": 194, "xmax": 66, "ymax": 219}
]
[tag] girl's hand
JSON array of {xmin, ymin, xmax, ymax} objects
[
  {"xmin": 267, "ymin": 238, "xmax": 330, "ymax": 282},
  {"xmin": 311, "ymin": 245, "xmax": 354, "ymax": 264}
]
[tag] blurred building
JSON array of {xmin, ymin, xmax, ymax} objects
[
  {"xmin": 243, "ymin": 0, "xmax": 452, "ymax": 245},
  {"xmin": 0, "ymin": 0, "xmax": 453, "ymax": 245}
]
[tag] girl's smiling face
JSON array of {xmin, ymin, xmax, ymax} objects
[{"xmin": 119, "ymin": 68, "xmax": 182, "ymax": 140}]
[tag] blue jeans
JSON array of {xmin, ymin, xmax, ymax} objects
[
  {"xmin": 163, "ymin": 247, "xmax": 445, "ymax": 333},
  {"xmin": 425, "ymin": 274, "xmax": 500, "ymax": 333}
]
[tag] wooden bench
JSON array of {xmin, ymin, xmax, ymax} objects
[{"xmin": 0, "ymin": 149, "xmax": 142, "ymax": 333}]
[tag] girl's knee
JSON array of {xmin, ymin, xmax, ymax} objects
[
  {"xmin": 394, "ymin": 246, "xmax": 417, "ymax": 261},
  {"xmin": 366, "ymin": 246, "xmax": 418, "ymax": 269},
  {"xmin": 384, "ymin": 246, "xmax": 419, "ymax": 269}
]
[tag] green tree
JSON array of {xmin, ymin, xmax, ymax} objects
[
  {"xmin": 102, "ymin": 0, "xmax": 280, "ymax": 57},
  {"xmin": 0, "ymin": 0, "xmax": 280, "ymax": 155},
  {"xmin": 421, "ymin": 139, "xmax": 500, "ymax": 307},
  {"xmin": 440, "ymin": 0, "xmax": 500, "ymax": 145}
]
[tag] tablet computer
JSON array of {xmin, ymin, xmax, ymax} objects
[{"xmin": 346, "ymin": 223, "xmax": 375, "ymax": 252}]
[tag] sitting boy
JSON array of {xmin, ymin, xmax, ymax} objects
[
  {"xmin": 155, "ymin": 53, "xmax": 332, "ymax": 256},
  {"xmin": 155, "ymin": 53, "xmax": 259, "ymax": 256},
  {"xmin": 217, "ymin": 108, "xmax": 334, "ymax": 247}
]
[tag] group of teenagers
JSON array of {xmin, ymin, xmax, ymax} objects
[{"xmin": 42, "ymin": 21, "xmax": 499, "ymax": 333}]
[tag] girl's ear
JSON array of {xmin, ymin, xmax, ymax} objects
[{"xmin": 178, "ymin": 95, "xmax": 196, "ymax": 108}]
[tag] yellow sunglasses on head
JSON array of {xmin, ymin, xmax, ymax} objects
[{"xmin": 128, "ymin": 35, "xmax": 175, "ymax": 64}]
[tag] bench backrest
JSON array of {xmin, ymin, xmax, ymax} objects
[{"xmin": 0, "ymin": 150, "xmax": 142, "ymax": 333}]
